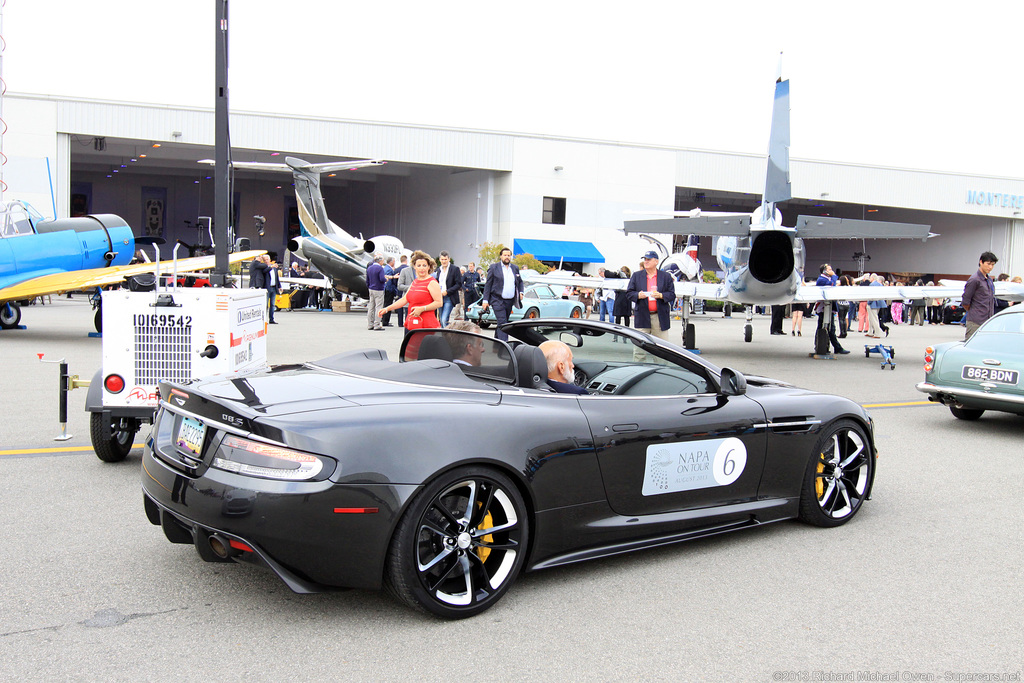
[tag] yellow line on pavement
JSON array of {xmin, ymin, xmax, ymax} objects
[
  {"xmin": 862, "ymin": 400, "xmax": 935, "ymax": 408},
  {"xmin": 0, "ymin": 444, "xmax": 143, "ymax": 456}
]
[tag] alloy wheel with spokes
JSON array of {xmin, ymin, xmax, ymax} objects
[
  {"xmin": 385, "ymin": 467, "xmax": 528, "ymax": 618},
  {"xmin": 799, "ymin": 419, "xmax": 874, "ymax": 527}
]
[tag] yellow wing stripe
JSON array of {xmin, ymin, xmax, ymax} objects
[{"xmin": 0, "ymin": 250, "xmax": 266, "ymax": 303}]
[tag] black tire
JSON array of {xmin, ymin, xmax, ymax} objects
[
  {"xmin": 743, "ymin": 324, "xmax": 752, "ymax": 343},
  {"xmin": 0, "ymin": 303, "xmax": 22, "ymax": 329},
  {"xmin": 90, "ymin": 412, "xmax": 138, "ymax": 463},
  {"xmin": 569, "ymin": 307, "xmax": 582, "ymax": 319},
  {"xmin": 384, "ymin": 467, "xmax": 528, "ymax": 619},
  {"xmin": 94, "ymin": 308, "xmax": 103, "ymax": 334},
  {"xmin": 798, "ymin": 419, "xmax": 874, "ymax": 528},
  {"xmin": 950, "ymin": 405, "xmax": 984, "ymax": 420},
  {"xmin": 524, "ymin": 307, "xmax": 540, "ymax": 320}
]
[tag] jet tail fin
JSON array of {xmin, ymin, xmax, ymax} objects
[{"xmin": 764, "ymin": 78, "xmax": 791, "ymax": 205}]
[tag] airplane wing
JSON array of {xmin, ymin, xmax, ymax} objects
[
  {"xmin": 793, "ymin": 216, "xmax": 935, "ymax": 240},
  {"xmin": 520, "ymin": 272, "xmax": 631, "ymax": 291},
  {"xmin": 624, "ymin": 215, "xmax": 752, "ymax": 237},
  {"xmin": 792, "ymin": 283, "xmax": 966, "ymax": 304},
  {"xmin": 0, "ymin": 250, "xmax": 266, "ymax": 303},
  {"xmin": 280, "ymin": 275, "xmax": 331, "ymax": 289}
]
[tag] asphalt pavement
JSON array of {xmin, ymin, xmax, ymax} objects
[{"xmin": 1, "ymin": 297, "xmax": 1021, "ymax": 681}]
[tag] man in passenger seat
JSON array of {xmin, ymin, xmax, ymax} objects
[{"xmin": 539, "ymin": 340, "xmax": 588, "ymax": 395}]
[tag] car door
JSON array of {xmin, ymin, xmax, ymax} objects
[{"xmin": 578, "ymin": 391, "xmax": 767, "ymax": 518}]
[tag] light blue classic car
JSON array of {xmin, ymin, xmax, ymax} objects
[
  {"xmin": 467, "ymin": 284, "xmax": 585, "ymax": 327},
  {"xmin": 917, "ymin": 306, "xmax": 1024, "ymax": 420}
]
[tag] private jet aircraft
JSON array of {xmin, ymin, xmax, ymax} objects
[{"xmin": 204, "ymin": 157, "xmax": 404, "ymax": 297}]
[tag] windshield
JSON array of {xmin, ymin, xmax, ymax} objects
[{"xmin": 509, "ymin": 323, "xmax": 716, "ymax": 396}]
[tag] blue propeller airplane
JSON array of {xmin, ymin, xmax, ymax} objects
[{"xmin": 0, "ymin": 199, "xmax": 264, "ymax": 332}]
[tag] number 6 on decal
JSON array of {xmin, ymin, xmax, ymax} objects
[{"xmin": 712, "ymin": 437, "xmax": 746, "ymax": 486}]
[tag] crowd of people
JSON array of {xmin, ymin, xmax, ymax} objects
[{"xmin": 251, "ymin": 247, "xmax": 1016, "ymax": 352}]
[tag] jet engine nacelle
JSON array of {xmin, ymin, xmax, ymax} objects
[
  {"xmin": 367, "ymin": 235, "xmax": 404, "ymax": 260},
  {"xmin": 716, "ymin": 229, "xmax": 805, "ymax": 305}
]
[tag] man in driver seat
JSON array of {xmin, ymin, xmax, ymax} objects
[{"xmin": 539, "ymin": 340, "xmax": 588, "ymax": 394}]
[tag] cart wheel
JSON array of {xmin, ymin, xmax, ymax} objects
[
  {"xmin": 864, "ymin": 350, "xmax": 870, "ymax": 358},
  {"xmin": 90, "ymin": 413, "xmax": 139, "ymax": 462}
]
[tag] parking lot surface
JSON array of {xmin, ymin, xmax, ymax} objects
[{"xmin": 1, "ymin": 299, "xmax": 1020, "ymax": 681}]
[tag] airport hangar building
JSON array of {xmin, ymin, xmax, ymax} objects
[{"xmin": 6, "ymin": 92, "xmax": 1024, "ymax": 283}]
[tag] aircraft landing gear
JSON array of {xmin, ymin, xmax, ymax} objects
[
  {"xmin": 743, "ymin": 306, "xmax": 753, "ymax": 343},
  {"xmin": 0, "ymin": 302, "xmax": 22, "ymax": 329}
]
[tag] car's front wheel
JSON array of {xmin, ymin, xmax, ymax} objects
[
  {"xmin": 799, "ymin": 419, "xmax": 874, "ymax": 527},
  {"xmin": 950, "ymin": 405, "xmax": 984, "ymax": 420},
  {"xmin": 385, "ymin": 467, "xmax": 528, "ymax": 619}
]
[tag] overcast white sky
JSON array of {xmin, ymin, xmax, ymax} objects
[{"xmin": 3, "ymin": 1, "xmax": 1023, "ymax": 178}]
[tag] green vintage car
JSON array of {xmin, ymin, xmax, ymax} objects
[{"xmin": 917, "ymin": 306, "xmax": 1024, "ymax": 420}]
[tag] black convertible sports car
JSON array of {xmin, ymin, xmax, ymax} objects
[{"xmin": 142, "ymin": 319, "xmax": 876, "ymax": 619}]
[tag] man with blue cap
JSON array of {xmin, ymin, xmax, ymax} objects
[{"xmin": 625, "ymin": 250, "xmax": 676, "ymax": 343}]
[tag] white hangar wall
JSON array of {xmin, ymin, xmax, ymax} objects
[
  {"xmin": 497, "ymin": 137, "xmax": 677, "ymax": 270},
  {"xmin": 4, "ymin": 93, "xmax": 1023, "ymax": 277}
]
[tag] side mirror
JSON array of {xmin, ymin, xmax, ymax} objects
[{"xmin": 719, "ymin": 367, "xmax": 747, "ymax": 396}]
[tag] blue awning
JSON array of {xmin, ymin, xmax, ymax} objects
[{"xmin": 513, "ymin": 239, "xmax": 605, "ymax": 264}]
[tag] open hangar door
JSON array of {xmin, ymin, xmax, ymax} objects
[{"xmin": 69, "ymin": 137, "xmax": 494, "ymax": 266}]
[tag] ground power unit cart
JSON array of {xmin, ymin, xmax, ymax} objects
[{"xmin": 85, "ymin": 287, "xmax": 268, "ymax": 461}]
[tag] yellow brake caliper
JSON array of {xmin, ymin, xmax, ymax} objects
[
  {"xmin": 476, "ymin": 505, "xmax": 494, "ymax": 563},
  {"xmin": 815, "ymin": 454, "xmax": 825, "ymax": 499}
]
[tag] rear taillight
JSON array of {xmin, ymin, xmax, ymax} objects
[{"xmin": 104, "ymin": 374, "xmax": 125, "ymax": 393}]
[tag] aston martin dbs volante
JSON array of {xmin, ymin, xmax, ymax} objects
[{"xmin": 142, "ymin": 319, "xmax": 876, "ymax": 619}]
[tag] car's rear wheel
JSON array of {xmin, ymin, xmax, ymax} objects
[
  {"xmin": 524, "ymin": 307, "xmax": 540, "ymax": 319},
  {"xmin": 799, "ymin": 419, "xmax": 874, "ymax": 527},
  {"xmin": 950, "ymin": 405, "xmax": 984, "ymax": 420},
  {"xmin": 569, "ymin": 307, "xmax": 582, "ymax": 319},
  {"xmin": 385, "ymin": 467, "xmax": 528, "ymax": 619}
]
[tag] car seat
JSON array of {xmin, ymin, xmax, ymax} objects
[
  {"xmin": 514, "ymin": 345, "xmax": 554, "ymax": 391},
  {"xmin": 417, "ymin": 333, "xmax": 454, "ymax": 362}
]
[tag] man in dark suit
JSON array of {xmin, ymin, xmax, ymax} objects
[
  {"xmin": 625, "ymin": 250, "xmax": 676, "ymax": 342},
  {"xmin": 540, "ymin": 340, "xmax": 588, "ymax": 394},
  {"xmin": 249, "ymin": 254, "xmax": 279, "ymax": 324},
  {"xmin": 436, "ymin": 250, "xmax": 463, "ymax": 327},
  {"xmin": 462, "ymin": 260, "xmax": 481, "ymax": 308},
  {"xmin": 481, "ymin": 247, "xmax": 524, "ymax": 341}
]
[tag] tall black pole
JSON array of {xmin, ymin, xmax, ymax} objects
[{"xmin": 212, "ymin": 0, "xmax": 230, "ymax": 286}]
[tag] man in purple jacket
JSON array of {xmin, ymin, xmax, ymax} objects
[
  {"xmin": 962, "ymin": 251, "xmax": 998, "ymax": 341},
  {"xmin": 366, "ymin": 255, "xmax": 386, "ymax": 331}
]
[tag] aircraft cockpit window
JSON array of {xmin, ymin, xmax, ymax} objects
[{"xmin": 1, "ymin": 208, "xmax": 36, "ymax": 238}]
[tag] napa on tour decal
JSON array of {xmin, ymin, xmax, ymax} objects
[{"xmin": 642, "ymin": 437, "xmax": 747, "ymax": 496}]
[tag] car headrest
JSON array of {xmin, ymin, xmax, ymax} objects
[
  {"xmin": 417, "ymin": 333, "xmax": 454, "ymax": 362},
  {"xmin": 514, "ymin": 344, "xmax": 551, "ymax": 390}
]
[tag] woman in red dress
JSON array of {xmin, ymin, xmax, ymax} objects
[{"xmin": 379, "ymin": 250, "xmax": 442, "ymax": 330}]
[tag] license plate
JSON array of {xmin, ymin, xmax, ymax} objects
[
  {"xmin": 176, "ymin": 416, "xmax": 207, "ymax": 456},
  {"xmin": 961, "ymin": 365, "xmax": 1019, "ymax": 385}
]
